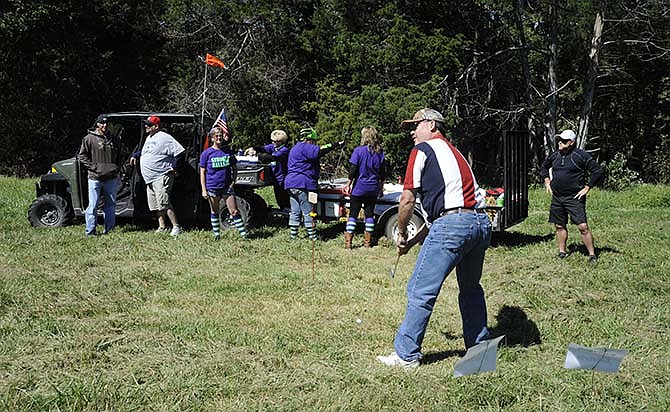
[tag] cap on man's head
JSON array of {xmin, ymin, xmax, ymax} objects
[
  {"xmin": 556, "ymin": 129, "xmax": 576, "ymax": 141},
  {"xmin": 300, "ymin": 127, "xmax": 318, "ymax": 141},
  {"xmin": 270, "ymin": 129, "xmax": 288, "ymax": 143},
  {"xmin": 142, "ymin": 115, "xmax": 161, "ymax": 126},
  {"xmin": 95, "ymin": 115, "xmax": 109, "ymax": 124},
  {"xmin": 400, "ymin": 108, "xmax": 445, "ymax": 129}
]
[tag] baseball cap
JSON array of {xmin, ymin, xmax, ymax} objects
[
  {"xmin": 142, "ymin": 115, "xmax": 161, "ymax": 126},
  {"xmin": 556, "ymin": 129, "xmax": 576, "ymax": 141},
  {"xmin": 400, "ymin": 108, "xmax": 445, "ymax": 129},
  {"xmin": 95, "ymin": 115, "xmax": 109, "ymax": 124},
  {"xmin": 300, "ymin": 128, "xmax": 318, "ymax": 141}
]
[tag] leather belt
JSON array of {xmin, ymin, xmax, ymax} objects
[{"xmin": 440, "ymin": 207, "xmax": 486, "ymax": 217}]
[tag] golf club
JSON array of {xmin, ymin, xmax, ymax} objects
[
  {"xmin": 389, "ymin": 253, "xmax": 400, "ymax": 278},
  {"xmin": 388, "ymin": 223, "xmax": 428, "ymax": 278}
]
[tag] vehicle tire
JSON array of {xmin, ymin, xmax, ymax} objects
[
  {"xmin": 384, "ymin": 212, "xmax": 425, "ymax": 243},
  {"xmin": 219, "ymin": 195, "xmax": 250, "ymax": 231},
  {"xmin": 28, "ymin": 194, "xmax": 69, "ymax": 228},
  {"xmin": 246, "ymin": 193, "xmax": 268, "ymax": 227}
]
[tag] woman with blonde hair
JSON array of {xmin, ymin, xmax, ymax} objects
[{"xmin": 344, "ymin": 126, "xmax": 386, "ymax": 248}]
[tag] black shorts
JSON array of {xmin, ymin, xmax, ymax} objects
[{"xmin": 549, "ymin": 195, "xmax": 587, "ymax": 226}]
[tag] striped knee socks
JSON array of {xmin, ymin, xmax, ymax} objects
[
  {"xmin": 210, "ymin": 213, "xmax": 220, "ymax": 239},
  {"xmin": 289, "ymin": 225, "xmax": 299, "ymax": 239},
  {"xmin": 346, "ymin": 217, "xmax": 356, "ymax": 234},
  {"xmin": 365, "ymin": 217, "xmax": 375, "ymax": 233},
  {"xmin": 233, "ymin": 215, "xmax": 247, "ymax": 238},
  {"xmin": 306, "ymin": 226, "xmax": 317, "ymax": 241}
]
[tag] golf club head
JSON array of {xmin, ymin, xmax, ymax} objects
[{"xmin": 389, "ymin": 254, "xmax": 400, "ymax": 278}]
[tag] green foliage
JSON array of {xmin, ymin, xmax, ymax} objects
[
  {"xmin": 603, "ymin": 152, "xmax": 640, "ymax": 191},
  {"xmin": 1, "ymin": 0, "xmax": 670, "ymax": 180},
  {"xmin": 304, "ymin": 76, "xmax": 457, "ymax": 178},
  {"xmin": 641, "ymin": 76, "xmax": 670, "ymax": 184},
  {"xmin": 643, "ymin": 140, "xmax": 670, "ymax": 184},
  {"xmin": 0, "ymin": 0, "xmax": 171, "ymax": 175}
]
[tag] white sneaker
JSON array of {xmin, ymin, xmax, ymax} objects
[
  {"xmin": 376, "ymin": 352, "xmax": 419, "ymax": 368},
  {"xmin": 155, "ymin": 227, "xmax": 169, "ymax": 234},
  {"xmin": 170, "ymin": 225, "xmax": 181, "ymax": 237}
]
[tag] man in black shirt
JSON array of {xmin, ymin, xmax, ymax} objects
[{"xmin": 540, "ymin": 130, "xmax": 604, "ymax": 263}]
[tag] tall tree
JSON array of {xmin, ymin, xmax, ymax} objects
[
  {"xmin": 544, "ymin": 0, "xmax": 559, "ymax": 155},
  {"xmin": 576, "ymin": 0, "xmax": 608, "ymax": 150}
]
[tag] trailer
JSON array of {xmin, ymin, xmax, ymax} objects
[{"xmin": 312, "ymin": 130, "xmax": 529, "ymax": 240}]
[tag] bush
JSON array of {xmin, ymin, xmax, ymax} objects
[
  {"xmin": 603, "ymin": 152, "xmax": 640, "ymax": 191},
  {"xmin": 643, "ymin": 140, "xmax": 670, "ymax": 184}
]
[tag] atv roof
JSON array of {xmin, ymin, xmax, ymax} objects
[{"xmin": 101, "ymin": 112, "xmax": 197, "ymax": 123}]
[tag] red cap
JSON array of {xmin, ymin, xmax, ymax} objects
[{"xmin": 142, "ymin": 115, "xmax": 160, "ymax": 126}]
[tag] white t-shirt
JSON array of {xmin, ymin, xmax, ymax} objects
[{"xmin": 139, "ymin": 131, "xmax": 185, "ymax": 184}]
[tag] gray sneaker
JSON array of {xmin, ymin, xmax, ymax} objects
[
  {"xmin": 170, "ymin": 225, "xmax": 181, "ymax": 237},
  {"xmin": 376, "ymin": 352, "xmax": 419, "ymax": 368}
]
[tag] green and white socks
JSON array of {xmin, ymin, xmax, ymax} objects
[{"xmin": 211, "ymin": 213, "xmax": 247, "ymax": 239}]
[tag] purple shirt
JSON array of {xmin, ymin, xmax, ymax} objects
[
  {"xmin": 350, "ymin": 145, "xmax": 385, "ymax": 197},
  {"xmin": 263, "ymin": 143, "xmax": 290, "ymax": 185},
  {"xmin": 284, "ymin": 141, "xmax": 321, "ymax": 191},
  {"xmin": 199, "ymin": 146, "xmax": 237, "ymax": 190}
]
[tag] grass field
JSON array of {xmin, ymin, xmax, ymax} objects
[{"xmin": 1, "ymin": 175, "xmax": 669, "ymax": 411}]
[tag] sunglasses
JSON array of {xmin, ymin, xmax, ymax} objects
[
  {"xmin": 558, "ymin": 139, "xmax": 573, "ymax": 144},
  {"xmin": 410, "ymin": 119, "xmax": 431, "ymax": 131}
]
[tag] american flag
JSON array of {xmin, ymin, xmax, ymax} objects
[{"xmin": 212, "ymin": 108, "xmax": 229, "ymax": 138}]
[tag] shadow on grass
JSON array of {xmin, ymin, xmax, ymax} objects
[
  {"xmin": 318, "ymin": 222, "xmax": 346, "ymax": 241},
  {"xmin": 422, "ymin": 349, "xmax": 467, "ymax": 365},
  {"xmin": 247, "ymin": 228, "xmax": 281, "ymax": 239},
  {"xmin": 568, "ymin": 244, "xmax": 619, "ymax": 257},
  {"xmin": 108, "ymin": 217, "xmax": 156, "ymax": 232},
  {"xmin": 490, "ymin": 231, "xmax": 554, "ymax": 247},
  {"xmin": 262, "ymin": 210, "xmax": 346, "ymax": 241},
  {"xmin": 489, "ymin": 305, "xmax": 541, "ymax": 348},
  {"xmin": 423, "ymin": 306, "xmax": 541, "ymax": 365}
]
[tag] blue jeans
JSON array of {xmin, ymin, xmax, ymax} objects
[
  {"xmin": 288, "ymin": 189, "xmax": 314, "ymax": 227},
  {"xmin": 85, "ymin": 178, "xmax": 118, "ymax": 235},
  {"xmin": 394, "ymin": 211, "xmax": 492, "ymax": 361}
]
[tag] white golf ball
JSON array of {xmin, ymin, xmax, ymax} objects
[{"xmin": 356, "ymin": 318, "xmax": 362, "ymax": 324}]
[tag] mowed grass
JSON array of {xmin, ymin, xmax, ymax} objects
[{"xmin": 1, "ymin": 175, "xmax": 669, "ymax": 411}]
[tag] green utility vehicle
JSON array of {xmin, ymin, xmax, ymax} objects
[{"xmin": 28, "ymin": 112, "xmax": 273, "ymax": 229}]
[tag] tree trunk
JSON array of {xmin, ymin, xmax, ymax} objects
[
  {"xmin": 545, "ymin": 0, "xmax": 559, "ymax": 155},
  {"xmin": 514, "ymin": 0, "xmax": 541, "ymax": 167},
  {"xmin": 577, "ymin": 0, "xmax": 607, "ymax": 150}
]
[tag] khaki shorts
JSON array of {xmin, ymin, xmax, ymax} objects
[{"xmin": 147, "ymin": 173, "xmax": 174, "ymax": 211}]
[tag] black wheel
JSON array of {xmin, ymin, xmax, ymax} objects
[
  {"xmin": 219, "ymin": 195, "xmax": 250, "ymax": 231},
  {"xmin": 28, "ymin": 194, "xmax": 69, "ymax": 228},
  {"xmin": 246, "ymin": 193, "xmax": 268, "ymax": 227},
  {"xmin": 384, "ymin": 212, "xmax": 424, "ymax": 243}
]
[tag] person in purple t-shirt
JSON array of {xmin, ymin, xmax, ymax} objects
[
  {"xmin": 343, "ymin": 126, "xmax": 386, "ymax": 249},
  {"xmin": 199, "ymin": 127, "xmax": 247, "ymax": 239},
  {"xmin": 284, "ymin": 127, "xmax": 344, "ymax": 240},
  {"xmin": 244, "ymin": 129, "xmax": 291, "ymax": 211}
]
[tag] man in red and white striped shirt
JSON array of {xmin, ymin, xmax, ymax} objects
[{"xmin": 377, "ymin": 109, "xmax": 493, "ymax": 368}]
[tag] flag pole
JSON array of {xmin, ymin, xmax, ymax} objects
[{"xmin": 201, "ymin": 57, "xmax": 208, "ymax": 127}]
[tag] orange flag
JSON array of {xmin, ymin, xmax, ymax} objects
[{"xmin": 205, "ymin": 53, "xmax": 225, "ymax": 68}]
